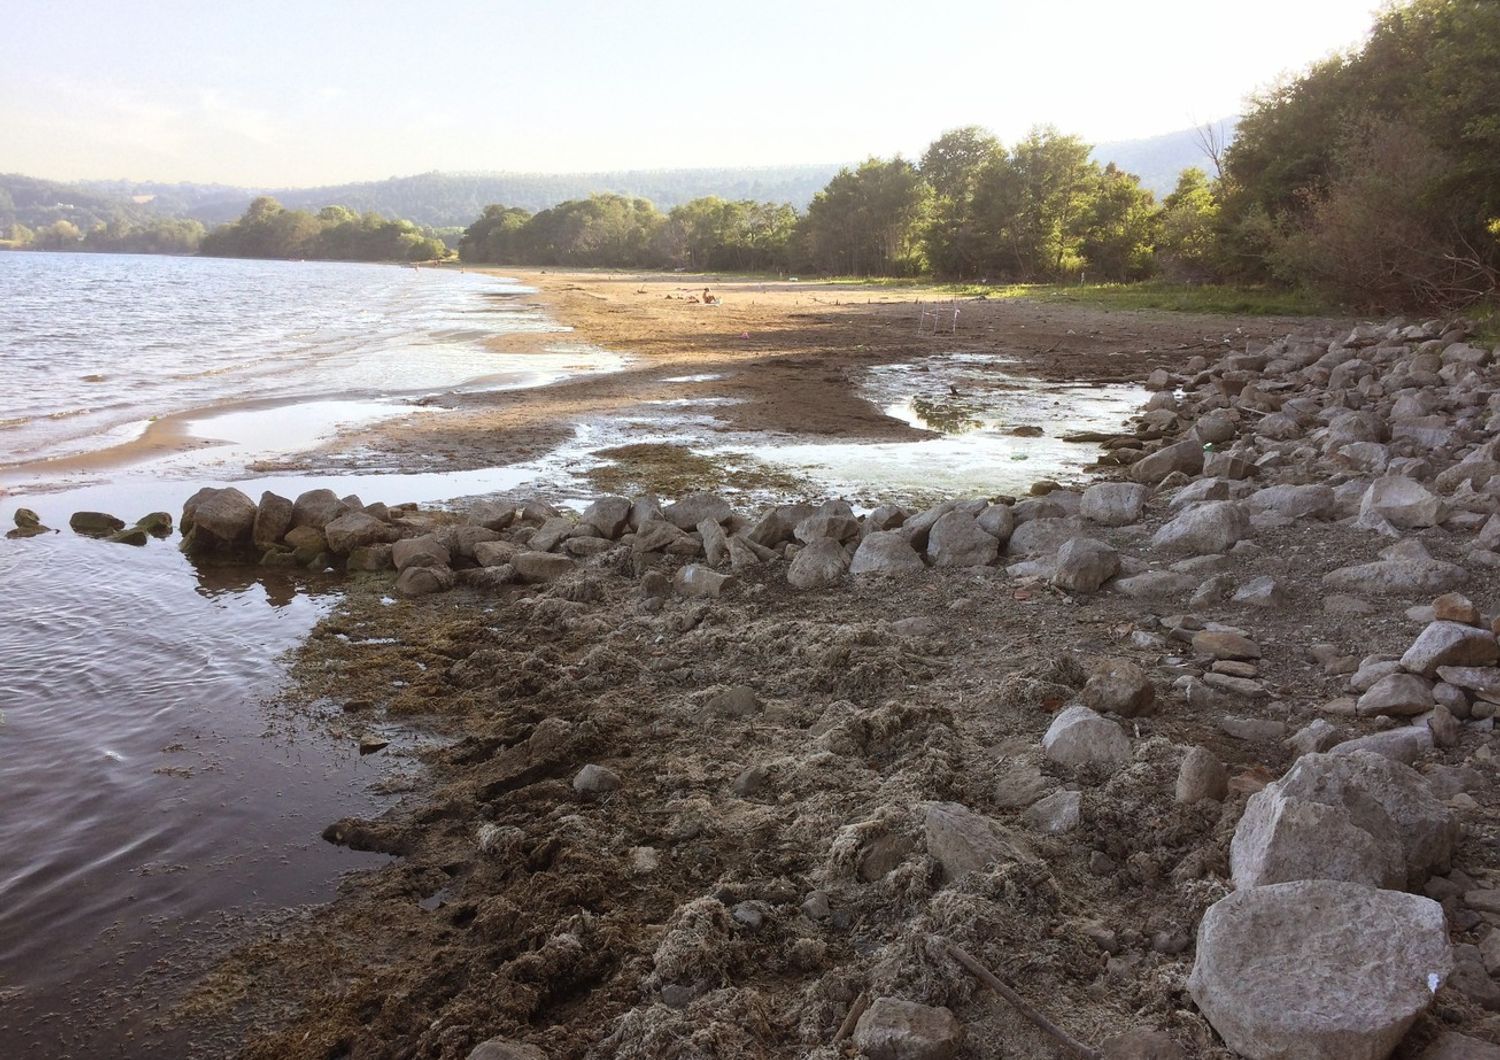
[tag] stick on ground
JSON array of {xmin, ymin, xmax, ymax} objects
[{"xmin": 942, "ymin": 939, "xmax": 1102, "ymax": 1060}]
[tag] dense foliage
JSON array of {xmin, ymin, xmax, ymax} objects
[
  {"xmin": 1219, "ymin": 0, "xmax": 1499, "ymax": 308},
  {"xmin": 198, "ymin": 198, "xmax": 449, "ymax": 261}
]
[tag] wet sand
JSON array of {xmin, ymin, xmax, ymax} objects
[{"xmin": 281, "ymin": 270, "xmax": 1334, "ymax": 476}]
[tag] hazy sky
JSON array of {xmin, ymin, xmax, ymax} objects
[{"xmin": 4, "ymin": 0, "xmax": 1384, "ymax": 187}]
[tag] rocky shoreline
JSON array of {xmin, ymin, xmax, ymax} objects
[{"xmin": 14, "ymin": 316, "xmax": 1500, "ymax": 1058}]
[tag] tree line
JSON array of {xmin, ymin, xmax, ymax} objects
[
  {"xmin": 458, "ymin": 0, "xmax": 1498, "ymax": 312},
  {"xmin": 3, "ymin": 197, "xmax": 452, "ymax": 262}
]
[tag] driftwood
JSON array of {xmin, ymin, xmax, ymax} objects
[
  {"xmin": 942, "ymin": 939, "xmax": 1102, "ymax": 1060},
  {"xmin": 832, "ymin": 990, "xmax": 871, "ymax": 1041}
]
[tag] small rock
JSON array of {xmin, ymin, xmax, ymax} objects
[
  {"xmin": 465, "ymin": 1037, "xmax": 546, "ymax": 1060},
  {"xmin": 852, "ymin": 997, "xmax": 962, "ymax": 1060},
  {"xmin": 1150, "ymin": 501, "xmax": 1250, "ymax": 555},
  {"xmin": 1432, "ymin": 592, "xmax": 1481, "ymax": 625},
  {"xmin": 1042, "ymin": 705, "xmax": 1131, "ymax": 771},
  {"xmin": 395, "ymin": 564, "xmax": 455, "ymax": 597},
  {"xmin": 1401, "ymin": 621, "xmax": 1499, "ymax": 676},
  {"xmin": 705, "ymin": 685, "xmax": 761, "ymax": 718},
  {"xmin": 674, "ymin": 563, "xmax": 733, "ymax": 598},
  {"xmin": 926, "ymin": 511, "xmax": 999, "ymax": 568},
  {"xmin": 392, "ymin": 535, "xmax": 451, "ymax": 571},
  {"xmin": 69, "ymin": 511, "xmax": 126, "ymax": 537},
  {"xmin": 1231, "ymin": 576, "xmax": 1286, "ymax": 607},
  {"xmin": 923, "ymin": 802, "xmax": 1032, "ymax": 884},
  {"xmin": 850, "ymin": 530, "xmax": 926, "ymax": 575},
  {"xmin": 1080, "ymin": 482, "xmax": 1149, "ymax": 526},
  {"xmin": 572, "ymin": 764, "xmax": 621, "ymax": 793},
  {"xmin": 1357, "ymin": 673, "xmax": 1435, "ymax": 717},
  {"xmin": 511, "ymin": 551, "xmax": 576, "ymax": 583},
  {"xmin": 1192, "ymin": 629, "xmax": 1261, "ymax": 660},
  {"xmin": 787, "ymin": 538, "xmax": 849, "ymax": 590},
  {"xmin": 1081, "ymin": 658, "xmax": 1155, "ymax": 717},
  {"xmin": 1026, "ymin": 790, "xmax": 1082, "ymax": 834},
  {"xmin": 1052, "ymin": 537, "xmax": 1119, "ymax": 593},
  {"xmin": 1175, "ymin": 746, "xmax": 1227, "ymax": 803}
]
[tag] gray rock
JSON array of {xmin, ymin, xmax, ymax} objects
[
  {"xmin": 1437, "ymin": 666, "xmax": 1500, "ymax": 703},
  {"xmin": 465, "ymin": 1036, "xmax": 547, "ymax": 1060},
  {"xmin": 511, "ymin": 551, "xmax": 576, "ymax": 583},
  {"xmin": 324, "ymin": 511, "xmax": 396, "ymax": 554},
  {"xmin": 572, "ymin": 764, "xmax": 621, "ymax": 793},
  {"xmin": 1112, "ymin": 570, "xmax": 1197, "ymax": 598},
  {"xmin": 1026, "ymin": 790, "xmax": 1082, "ymax": 834},
  {"xmin": 468, "ymin": 501, "xmax": 516, "ymax": 532},
  {"xmin": 1131, "ymin": 440, "xmax": 1205, "ymax": 483},
  {"xmin": 926, "ymin": 511, "xmax": 999, "ymax": 568},
  {"xmin": 994, "ymin": 762, "xmax": 1054, "ymax": 808},
  {"xmin": 852, "ymin": 996, "xmax": 962, "ymax": 1060},
  {"xmin": 581, "ymin": 496, "xmax": 631, "ymax": 539},
  {"xmin": 1357, "ymin": 673, "xmax": 1435, "ymax": 717},
  {"xmin": 697, "ymin": 518, "xmax": 729, "ymax": 567},
  {"xmin": 1052, "ymin": 537, "xmax": 1119, "ymax": 593},
  {"xmin": 190, "ymin": 488, "xmax": 258, "ymax": 550},
  {"xmin": 975, "ymin": 503, "xmax": 1015, "ymax": 543},
  {"xmin": 290, "ymin": 488, "xmax": 348, "ymax": 530},
  {"xmin": 1081, "ymin": 482, "xmax": 1150, "ymax": 526},
  {"xmin": 1287, "ymin": 719, "xmax": 1343, "ymax": 757},
  {"xmin": 1192, "ymin": 629, "xmax": 1261, "ymax": 660},
  {"xmin": 627, "ymin": 493, "xmax": 664, "ymax": 531},
  {"xmin": 1331, "ymin": 727, "xmax": 1433, "ymax": 764},
  {"xmin": 662, "ymin": 491, "xmax": 732, "ymax": 530},
  {"xmin": 252, "ymin": 491, "xmax": 294, "ymax": 549},
  {"xmin": 528, "ymin": 516, "xmax": 575, "ymax": 553},
  {"xmin": 1323, "ymin": 554, "xmax": 1468, "ymax": 596},
  {"xmin": 393, "ymin": 535, "xmax": 450, "ymax": 571},
  {"xmin": 1401, "ymin": 621, "xmax": 1499, "ymax": 676},
  {"xmin": 1042, "ymin": 705, "xmax": 1131, "ymax": 771},
  {"xmin": 674, "ymin": 563, "xmax": 733, "ymax": 598},
  {"xmin": 473, "ymin": 539, "xmax": 518, "ymax": 567},
  {"xmin": 1082, "ymin": 658, "xmax": 1155, "ymax": 717},
  {"xmin": 794, "ymin": 512, "xmax": 860, "ymax": 544},
  {"xmin": 632, "ymin": 518, "xmax": 692, "ymax": 554},
  {"xmin": 1247, "ymin": 483, "xmax": 1336, "ymax": 520},
  {"xmin": 923, "ymin": 802, "xmax": 1032, "ymax": 884},
  {"xmin": 1231, "ymin": 575, "xmax": 1287, "ymax": 608},
  {"xmin": 1188, "ymin": 880, "xmax": 1451, "ymax": 1060},
  {"xmin": 1232, "ymin": 786, "xmax": 1400, "ymax": 890},
  {"xmin": 747, "ymin": 503, "xmax": 814, "ymax": 546},
  {"xmin": 1176, "ymin": 746, "xmax": 1227, "ymax": 803},
  {"xmin": 705, "ymin": 685, "xmax": 761, "ymax": 718},
  {"xmin": 395, "ymin": 564, "xmax": 455, "ymax": 597},
  {"xmin": 1360, "ymin": 475, "xmax": 1445, "ymax": 529},
  {"xmin": 850, "ymin": 530, "xmax": 926, "ymax": 575},
  {"xmin": 1265, "ymin": 750, "xmax": 1456, "ymax": 888},
  {"xmin": 787, "ymin": 538, "xmax": 849, "ymax": 590},
  {"xmin": 1151, "ymin": 501, "xmax": 1250, "ymax": 555}
]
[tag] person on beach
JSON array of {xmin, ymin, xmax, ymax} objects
[{"xmin": 702, "ymin": 287, "xmax": 717, "ymax": 304}]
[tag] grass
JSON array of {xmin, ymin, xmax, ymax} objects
[{"xmin": 823, "ymin": 276, "xmax": 1331, "ymax": 316}]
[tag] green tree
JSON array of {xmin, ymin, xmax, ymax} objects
[
  {"xmin": 799, "ymin": 157, "xmax": 930, "ymax": 275},
  {"xmin": 1078, "ymin": 164, "xmax": 1159, "ymax": 281},
  {"xmin": 1156, "ymin": 168, "xmax": 1221, "ymax": 280},
  {"xmin": 920, "ymin": 127, "xmax": 1004, "ymax": 277}
]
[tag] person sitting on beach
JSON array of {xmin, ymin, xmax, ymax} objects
[{"xmin": 702, "ymin": 287, "xmax": 717, "ymax": 304}]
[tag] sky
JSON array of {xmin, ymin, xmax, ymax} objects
[{"xmin": 3, "ymin": 0, "xmax": 1385, "ymax": 188}]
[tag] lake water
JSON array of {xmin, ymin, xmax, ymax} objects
[{"xmin": 0, "ymin": 254, "xmax": 607, "ymax": 1057}]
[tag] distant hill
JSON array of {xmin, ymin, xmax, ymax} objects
[
  {"xmin": 10, "ymin": 122, "xmax": 1237, "ymax": 235},
  {"xmin": 1092, "ymin": 118, "xmax": 1239, "ymax": 198},
  {"xmin": 77, "ymin": 167, "xmax": 847, "ymax": 228},
  {"xmin": 0, "ymin": 173, "xmax": 156, "ymax": 230}
]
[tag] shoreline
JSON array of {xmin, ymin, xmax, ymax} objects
[{"xmin": 126, "ymin": 310, "xmax": 1500, "ymax": 1056}]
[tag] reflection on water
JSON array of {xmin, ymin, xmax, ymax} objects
[
  {"xmin": 733, "ymin": 353, "xmax": 1146, "ymax": 501},
  {"xmin": 0, "ymin": 529, "xmax": 395, "ymax": 1057}
]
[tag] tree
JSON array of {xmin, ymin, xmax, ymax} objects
[
  {"xmin": 1157, "ymin": 168, "xmax": 1221, "ymax": 281},
  {"xmin": 33, "ymin": 220, "xmax": 82, "ymax": 249},
  {"xmin": 1078, "ymin": 164, "xmax": 1159, "ymax": 282},
  {"xmin": 799, "ymin": 157, "xmax": 930, "ymax": 275},
  {"xmin": 921, "ymin": 127, "xmax": 1004, "ymax": 277}
]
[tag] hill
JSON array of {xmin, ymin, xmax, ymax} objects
[{"xmin": 1092, "ymin": 118, "xmax": 1239, "ymax": 197}]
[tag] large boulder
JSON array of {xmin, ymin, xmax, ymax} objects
[
  {"xmin": 662, "ymin": 492, "xmax": 731, "ymax": 531},
  {"xmin": 1322, "ymin": 542, "xmax": 1467, "ymax": 596},
  {"xmin": 291, "ymin": 488, "xmax": 348, "ymax": 530},
  {"xmin": 69, "ymin": 511, "xmax": 125, "ymax": 537},
  {"xmin": 1006, "ymin": 516, "xmax": 1089, "ymax": 557},
  {"xmin": 850, "ymin": 530, "xmax": 926, "ymax": 575},
  {"xmin": 788, "ymin": 538, "xmax": 849, "ymax": 590},
  {"xmin": 396, "ymin": 564, "xmax": 455, "ymax": 597},
  {"xmin": 392, "ymin": 535, "xmax": 450, "ymax": 571},
  {"xmin": 1247, "ymin": 483, "xmax": 1336, "ymax": 520},
  {"xmin": 324, "ymin": 511, "xmax": 396, "ymax": 554},
  {"xmin": 747, "ymin": 503, "xmax": 815, "ymax": 547},
  {"xmin": 1052, "ymin": 537, "xmax": 1119, "ymax": 593},
  {"xmin": 1188, "ymin": 880, "xmax": 1451, "ymax": 1060},
  {"xmin": 1360, "ymin": 475, "xmax": 1445, "ymax": 530},
  {"xmin": 1237, "ymin": 750, "xmax": 1456, "ymax": 890},
  {"xmin": 926, "ymin": 511, "xmax": 998, "ymax": 567},
  {"xmin": 190, "ymin": 488, "xmax": 258, "ymax": 550},
  {"xmin": 1080, "ymin": 482, "xmax": 1149, "ymax": 526},
  {"xmin": 1401, "ymin": 621, "xmax": 1499, "ymax": 676},
  {"xmin": 1042, "ymin": 705, "xmax": 1131, "ymax": 771},
  {"xmin": 1150, "ymin": 501, "xmax": 1250, "ymax": 555},
  {"xmin": 795, "ymin": 512, "xmax": 861, "ymax": 544},
  {"xmin": 252, "ymin": 491, "xmax": 294, "ymax": 549},
  {"xmin": 922, "ymin": 802, "xmax": 1032, "ymax": 884},
  {"xmin": 1131, "ymin": 440, "xmax": 1204, "ymax": 484},
  {"xmin": 512, "ymin": 551, "xmax": 576, "ymax": 583},
  {"xmin": 852, "ymin": 997, "xmax": 962, "ymax": 1060},
  {"xmin": 580, "ymin": 495, "xmax": 631, "ymax": 539},
  {"xmin": 1231, "ymin": 785, "xmax": 1401, "ymax": 890},
  {"xmin": 1356, "ymin": 673, "xmax": 1434, "ymax": 717}
]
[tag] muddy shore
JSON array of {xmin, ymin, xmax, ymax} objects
[{"xmin": 86, "ymin": 290, "xmax": 1500, "ymax": 1059}]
